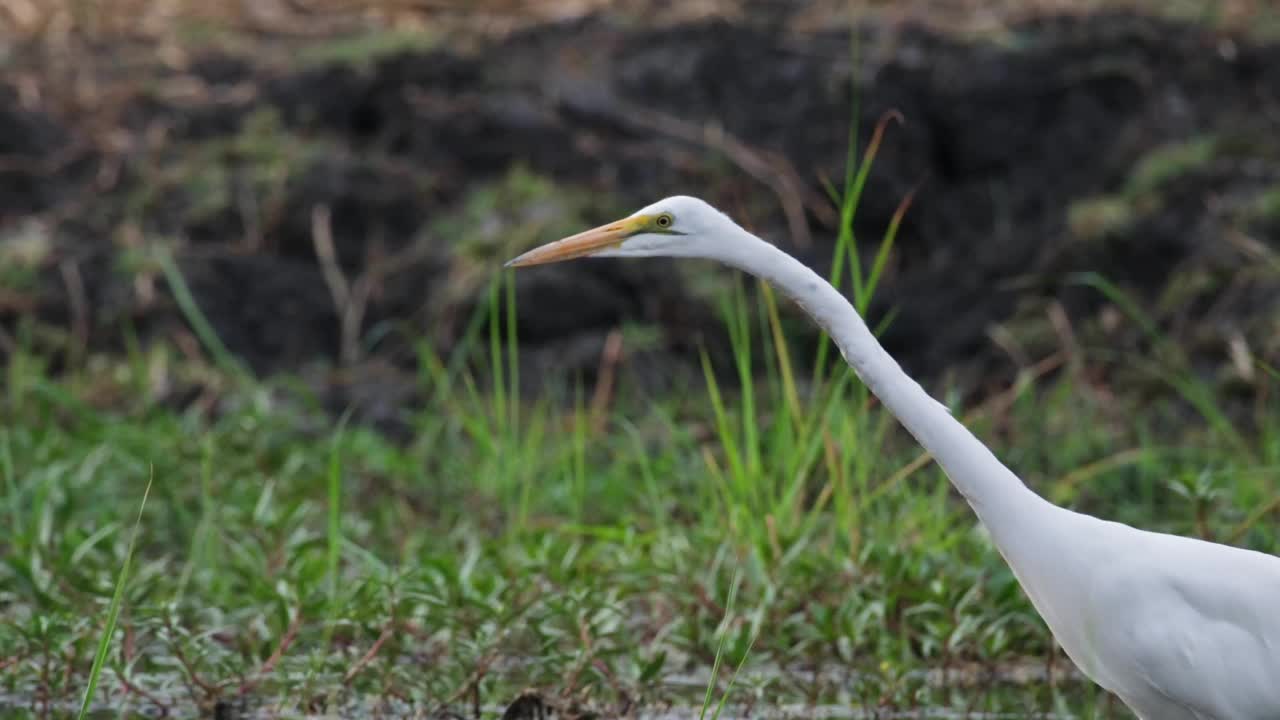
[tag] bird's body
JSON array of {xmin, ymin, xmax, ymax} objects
[
  {"xmin": 1077, "ymin": 527, "xmax": 1280, "ymax": 718},
  {"xmin": 1000, "ymin": 505, "xmax": 1280, "ymax": 719},
  {"xmin": 506, "ymin": 195, "xmax": 1280, "ymax": 719}
]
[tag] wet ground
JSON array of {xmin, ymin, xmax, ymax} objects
[
  {"xmin": 3, "ymin": 674, "xmax": 1103, "ymax": 719},
  {"xmin": 0, "ymin": 703, "xmax": 1089, "ymax": 720},
  {"xmin": 2, "ymin": 8, "xmax": 1278, "ymax": 413},
  {"xmin": 0, "ymin": 636, "xmax": 1104, "ymax": 718}
]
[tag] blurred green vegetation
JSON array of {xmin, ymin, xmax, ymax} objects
[
  {"xmin": 1, "ymin": 260, "xmax": 1276, "ymax": 718},
  {"xmin": 295, "ymin": 30, "xmax": 443, "ymax": 71}
]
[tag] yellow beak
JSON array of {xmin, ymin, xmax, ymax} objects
[{"xmin": 505, "ymin": 215, "xmax": 648, "ymax": 268}]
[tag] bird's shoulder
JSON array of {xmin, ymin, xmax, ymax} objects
[
  {"xmin": 1088, "ymin": 527, "xmax": 1280, "ymax": 620},
  {"xmin": 1085, "ymin": 529, "xmax": 1280, "ymax": 718}
]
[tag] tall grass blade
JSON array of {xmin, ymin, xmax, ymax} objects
[
  {"xmin": 861, "ymin": 182, "xmax": 918, "ymax": 313},
  {"xmin": 505, "ymin": 268, "xmax": 520, "ymax": 431},
  {"xmin": 698, "ymin": 569, "xmax": 742, "ymax": 720},
  {"xmin": 846, "ymin": 111, "xmax": 904, "ymax": 311},
  {"xmin": 76, "ymin": 470, "xmax": 153, "ymax": 720},
  {"xmin": 709, "ymin": 612, "xmax": 761, "ymax": 720},
  {"xmin": 814, "ymin": 108, "xmax": 904, "ymax": 380},
  {"xmin": 488, "ymin": 275, "xmax": 507, "ymax": 436},
  {"xmin": 759, "ymin": 282, "xmax": 803, "ymax": 428},
  {"xmin": 327, "ymin": 413, "xmax": 350, "ymax": 605}
]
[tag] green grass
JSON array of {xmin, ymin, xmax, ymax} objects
[
  {"xmin": 1247, "ymin": 184, "xmax": 1280, "ymax": 224},
  {"xmin": 2, "ymin": 232, "xmax": 1277, "ymax": 720},
  {"xmin": 1124, "ymin": 135, "xmax": 1222, "ymax": 199},
  {"xmin": 2, "ymin": 290, "xmax": 1276, "ymax": 720}
]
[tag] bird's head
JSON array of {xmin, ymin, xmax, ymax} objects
[{"xmin": 504, "ymin": 196, "xmax": 744, "ymax": 267}]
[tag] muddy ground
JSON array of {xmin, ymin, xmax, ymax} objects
[{"xmin": 1, "ymin": 8, "xmax": 1278, "ymax": 420}]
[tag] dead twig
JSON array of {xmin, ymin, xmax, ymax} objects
[
  {"xmin": 441, "ymin": 649, "xmax": 502, "ymax": 715},
  {"xmin": 588, "ymin": 328, "xmax": 624, "ymax": 434},
  {"xmin": 983, "ymin": 352, "xmax": 1066, "ymax": 421},
  {"xmin": 113, "ymin": 667, "xmax": 172, "ymax": 714},
  {"xmin": 615, "ymin": 101, "xmax": 833, "ymax": 249},
  {"xmin": 342, "ymin": 622, "xmax": 395, "ymax": 686},
  {"xmin": 560, "ymin": 615, "xmax": 596, "ymax": 697},
  {"xmin": 114, "ymin": 624, "xmax": 170, "ymax": 711},
  {"xmin": 1227, "ymin": 494, "xmax": 1280, "ymax": 545},
  {"xmin": 237, "ymin": 611, "xmax": 303, "ymax": 696},
  {"xmin": 312, "ymin": 204, "xmax": 368, "ymax": 367},
  {"xmin": 313, "ymin": 204, "xmax": 438, "ymax": 367},
  {"xmin": 433, "ymin": 590, "xmax": 544, "ymax": 718},
  {"xmin": 163, "ymin": 614, "xmax": 222, "ymax": 704}
]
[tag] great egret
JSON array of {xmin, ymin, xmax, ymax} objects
[{"xmin": 506, "ymin": 195, "xmax": 1280, "ymax": 719}]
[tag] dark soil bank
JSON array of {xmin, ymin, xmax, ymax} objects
[{"xmin": 2, "ymin": 10, "xmax": 1278, "ymax": 408}]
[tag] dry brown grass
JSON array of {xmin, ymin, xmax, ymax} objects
[
  {"xmin": 1, "ymin": 0, "xmax": 1271, "ymax": 152},
  {"xmin": 796, "ymin": 0, "xmax": 1276, "ymax": 35},
  {"xmin": 1, "ymin": 0, "xmax": 1275, "ymax": 48}
]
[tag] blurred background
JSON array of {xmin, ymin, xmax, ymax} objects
[
  {"xmin": 1, "ymin": 1, "xmax": 1278, "ymax": 718},
  {"xmin": 3, "ymin": 0, "xmax": 1278, "ymax": 413}
]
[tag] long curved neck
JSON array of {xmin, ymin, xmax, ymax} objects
[{"xmin": 719, "ymin": 237, "xmax": 1051, "ymax": 534}]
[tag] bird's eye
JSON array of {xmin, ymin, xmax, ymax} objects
[{"xmin": 655, "ymin": 213, "xmax": 673, "ymax": 229}]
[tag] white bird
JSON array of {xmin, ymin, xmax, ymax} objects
[{"xmin": 506, "ymin": 195, "xmax": 1280, "ymax": 719}]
